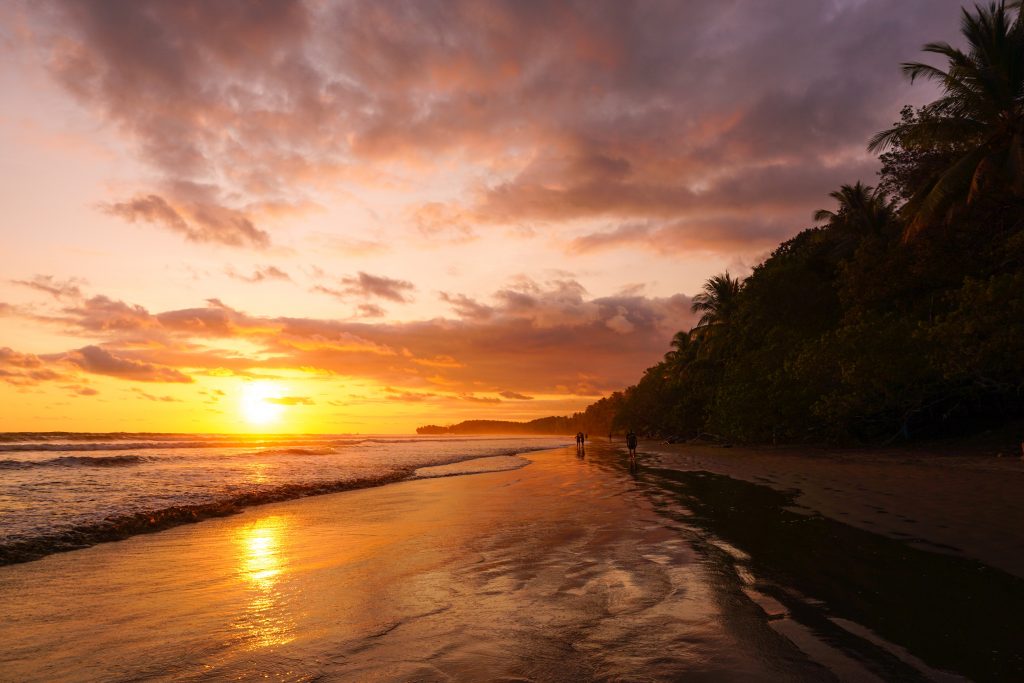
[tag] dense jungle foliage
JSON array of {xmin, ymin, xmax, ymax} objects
[
  {"xmin": 422, "ymin": 3, "xmax": 1024, "ymax": 444},
  {"xmin": 602, "ymin": 2, "xmax": 1024, "ymax": 444}
]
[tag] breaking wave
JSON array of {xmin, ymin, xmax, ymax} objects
[
  {"xmin": 0, "ymin": 455, "xmax": 153, "ymax": 469},
  {"xmin": 0, "ymin": 470, "xmax": 414, "ymax": 566}
]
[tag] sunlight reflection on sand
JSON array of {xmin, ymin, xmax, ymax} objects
[{"xmin": 235, "ymin": 515, "xmax": 295, "ymax": 649}]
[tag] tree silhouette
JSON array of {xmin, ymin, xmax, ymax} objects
[
  {"xmin": 869, "ymin": 1, "xmax": 1024, "ymax": 239},
  {"xmin": 690, "ymin": 272, "xmax": 743, "ymax": 329},
  {"xmin": 813, "ymin": 182, "xmax": 897, "ymax": 234}
]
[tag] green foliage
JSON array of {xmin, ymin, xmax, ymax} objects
[{"xmin": 929, "ymin": 272, "xmax": 1024, "ymax": 389}]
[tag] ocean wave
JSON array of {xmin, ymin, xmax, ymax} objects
[
  {"xmin": 0, "ymin": 441, "xmax": 220, "ymax": 453},
  {"xmin": 0, "ymin": 440, "xmax": 568, "ymax": 566},
  {"xmin": 0, "ymin": 455, "xmax": 154, "ymax": 469},
  {"xmin": 240, "ymin": 447, "xmax": 338, "ymax": 457},
  {"xmin": 0, "ymin": 470, "xmax": 416, "ymax": 566},
  {"xmin": 0, "ymin": 440, "xmax": 345, "ymax": 453},
  {"xmin": 0, "ymin": 432, "xmax": 218, "ymax": 443}
]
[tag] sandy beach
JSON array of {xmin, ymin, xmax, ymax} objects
[{"xmin": 2, "ymin": 442, "xmax": 1022, "ymax": 681}]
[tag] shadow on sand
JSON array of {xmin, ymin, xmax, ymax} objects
[{"xmin": 637, "ymin": 465, "xmax": 1024, "ymax": 682}]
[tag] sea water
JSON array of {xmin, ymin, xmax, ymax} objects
[{"xmin": 0, "ymin": 432, "xmax": 568, "ymax": 565}]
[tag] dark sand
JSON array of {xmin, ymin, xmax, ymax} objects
[
  {"xmin": 1, "ymin": 442, "xmax": 1022, "ymax": 681},
  {"xmin": 643, "ymin": 441, "xmax": 1024, "ymax": 579}
]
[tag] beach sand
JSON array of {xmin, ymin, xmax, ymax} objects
[{"xmin": 2, "ymin": 442, "xmax": 1022, "ymax": 681}]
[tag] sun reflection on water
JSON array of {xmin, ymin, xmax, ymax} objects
[
  {"xmin": 247, "ymin": 461, "xmax": 271, "ymax": 486},
  {"xmin": 235, "ymin": 515, "xmax": 295, "ymax": 648}
]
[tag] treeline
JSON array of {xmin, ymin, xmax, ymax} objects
[
  {"xmin": 416, "ymin": 403, "xmax": 617, "ymax": 436},
  {"xmin": 602, "ymin": 3, "xmax": 1024, "ymax": 444},
  {"xmin": 419, "ymin": 4, "xmax": 1024, "ymax": 445}
]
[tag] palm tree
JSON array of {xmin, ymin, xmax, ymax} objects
[
  {"xmin": 813, "ymin": 181, "xmax": 897, "ymax": 234},
  {"xmin": 690, "ymin": 272, "xmax": 743, "ymax": 329},
  {"xmin": 868, "ymin": 1, "xmax": 1024, "ymax": 239},
  {"xmin": 664, "ymin": 330, "xmax": 691, "ymax": 364}
]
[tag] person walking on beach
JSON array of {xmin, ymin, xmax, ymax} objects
[{"xmin": 626, "ymin": 431, "xmax": 638, "ymax": 459}]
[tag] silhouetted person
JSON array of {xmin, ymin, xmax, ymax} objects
[{"xmin": 626, "ymin": 431, "xmax": 638, "ymax": 459}]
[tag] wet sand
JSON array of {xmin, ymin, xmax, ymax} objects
[
  {"xmin": 643, "ymin": 441, "xmax": 1024, "ymax": 579},
  {"xmin": 2, "ymin": 443, "xmax": 1022, "ymax": 681}
]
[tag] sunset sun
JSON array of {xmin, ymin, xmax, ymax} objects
[{"xmin": 240, "ymin": 382, "xmax": 286, "ymax": 428}]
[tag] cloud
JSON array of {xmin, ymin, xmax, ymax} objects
[
  {"xmin": 131, "ymin": 387, "xmax": 180, "ymax": 402},
  {"xmin": 409, "ymin": 202, "xmax": 476, "ymax": 241},
  {"xmin": 0, "ymin": 347, "xmax": 44, "ymax": 369},
  {"xmin": 411, "ymin": 355, "xmax": 464, "ymax": 369},
  {"xmin": 319, "ymin": 272, "xmax": 416, "ymax": 303},
  {"xmin": 461, "ymin": 394, "xmax": 501, "ymax": 404},
  {"xmin": 355, "ymin": 303, "xmax": 386, "ymax": 318},
  {"xmin": 61, "ymin": 295, "xmax": 157, "ymax": 332},
  {"xmin": 7, "ymin": 274, "xmax": 696, "ymax": 400},
  {"xmin": 11, "ymin": 275, "xmax": 84, "ymax": 300},
  {"xmin": 385, "ymin": 388, "xmax": 437, "ymax": 402},
  {"xmin": 440, "ymin": 292, "xmax": 493, "ymax": 320},
  {"xmin": 27, "ymin": 281, "xmax": 693, "ymax": 398},
  {"xmin": 102, "ymin": 193, "xmax": 269, "ymax": 248},
  {"xmin": 266, "ymin": 395, "xmax": 314, "ymax": 405},
  {"xmin": 605, "ymin": 306, "xmax": 636, "ymax": 334},
  {"xmin": 57, "ymin": 345, "xmax": 193, "ymax": 383},
  {"xmin": 226, "ymin": 265, "xmax": 291, "ymax": 283},
  {"xmin": 344, "ymin": 272, "xmax": 415, "ymax": 303},
  {"xmin": 0, "ymin": 347, "xmax": 73, "ymax": 386},
  {"xmin": 23, "ymin": 0, "xmax": 963, "ymax": 254},
  {"xmin": 499, "ymin": 390, "xmax": 534, "ymax": 400}
]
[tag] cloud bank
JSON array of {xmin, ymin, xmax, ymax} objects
[
  {"xmin": 5, "ymin": 278, "xmax": 694, "ymax": 398},
  {"xmin": 25, "ymin": 0, "xmax": 962, "ymax": 252}
]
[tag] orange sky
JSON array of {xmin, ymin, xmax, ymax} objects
[{"xmin": 0, "ymin": 1, "xmax": 959, "ymax": 433}]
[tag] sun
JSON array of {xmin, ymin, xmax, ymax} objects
[{"xmin": 240, "ymin": 381, "xmax": 286, "ymax": 428}]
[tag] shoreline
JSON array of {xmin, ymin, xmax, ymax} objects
[{"xmin": 0, "ymin": 442, "xmax": 567, "ymax": 567}]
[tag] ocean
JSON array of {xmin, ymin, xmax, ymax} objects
[{"xmin": 0, "ymin": 432, "xmax": 570, "ymax": 565}]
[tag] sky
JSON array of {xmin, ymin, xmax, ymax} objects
[{"xmin": 0, "ymin": 0, "xmax": 964, "ymax": 433}]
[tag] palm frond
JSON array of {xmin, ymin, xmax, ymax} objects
[{"xmin": 905, "ymin": 145, "xmax": 990, "ymax": 240}]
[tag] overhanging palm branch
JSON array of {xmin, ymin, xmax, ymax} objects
[{"xmin": 868, "ymin": 1, "xmax": 1024, "ymax": 239}]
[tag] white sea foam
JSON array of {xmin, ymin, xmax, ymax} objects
[
  {"xmin": 414, "ymin": 455, "xmax": 531, "ymax": 478},
  {"xmin": 0, "ymin": 433, "xmax": 569, "ymax": 564}
]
